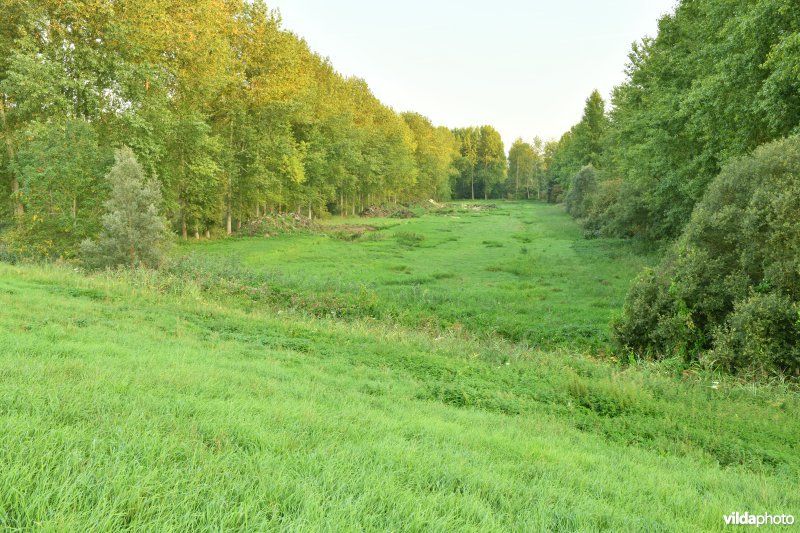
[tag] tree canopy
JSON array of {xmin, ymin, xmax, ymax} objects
[
  {"xmin": 549, "ymin": 0, "xmax": 800, "ymax": 241},
  {"xmin": 451, "ymin": 126, "xmax": 507, "ymax": 200},
  {"xmin": 0, "ymin": 0, "xmax": 503, "ymax": 258}
]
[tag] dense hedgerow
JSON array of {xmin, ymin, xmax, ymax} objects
[{"xmin": 614, "ymin": 136, "xmax": 800, "ymax": 377}]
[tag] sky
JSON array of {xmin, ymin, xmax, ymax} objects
[{"xmin": 268, "ymin": 0, "xmax": 677, "ymax": 148}]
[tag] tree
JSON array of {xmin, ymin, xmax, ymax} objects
[
  {"xmin": 81, "ymin": 148, "xmax": 169, "ymax": 269},
  {"xmin": 544, "ymin": 90, "xmax": 608, "ymax": 202},
  {"xmin": 476, "ymin": 126, "xmax": 506, "ymax": 199},
  {"xmin": 452, "ymin": 126, "xmax": 505, "ymax": 200},
  {"xmin": 402, "ymin": 112, "xmax": 458, "ymax": 200},
  {"xmin": 452, "ymin": 127, "xmax": 479, "ymax": 199},
  {"xmin": 572, "ymin": 90, "xmax": 607, "ymax": 168},
  {"xmin": 530, "ymin": 137, "xmax": 546, "ymax": 200},
  {"xmin": 164, "ymin": 114, "xmax": 222, "ymax": 239},
  {"xmin": 507, "ymin": 139, "xmax": 536, "ymax": 199},
  {"xmin": 10, "ymin": 119, "xmax": 108, "ymax": 258},
  {"xmin": 0, "ymin": 0, "xmax": 497, "ymax": 256},
  {"xmin": 578, "ymin": 1, "xmax": 800, "ymax": 241},
  {"xmin": 564, "ymin": 165, "xmax": 598, "ymax": 219}
]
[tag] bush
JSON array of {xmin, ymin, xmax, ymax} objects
[
  {"xmin": 564, "ymin": 165, "xmax": 598, "ymax": 219},
  {"xmin": 239, "ymin": 213, "xmax": 318, "ymax": 237},
  {"xmin": 81, "ymin": 147, "xmax": 169, "ymax": 269},
  {"xmin": 713, "ymin": 294, "xmax": 800, "ymax": 375},
  {"xmin": 582, "ymin": 178, "xmax": 621, "ymax": 237},
  {"xmin": 614, "ymin": 135, "xmax": 800, "ymax": 377}
]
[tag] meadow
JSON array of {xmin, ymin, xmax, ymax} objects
[
  {"xmin": 0, "ymin": 202, "xmax": 798, "ymax": 530},
  {"xmin": 181, "ymin": 202, "xmax": 653, "ymax": 350}
]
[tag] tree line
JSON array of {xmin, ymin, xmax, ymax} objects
[
  {"xmin": 1, "ymin": 0, "xmax": 520, "ymax": 260},
  {"xmin": 548, "ymin": 0, "xmax": 800, "ymax": 241},
  {"xmin": 549, "ymin": 0, "xmax": 800, "ymax": 377}
]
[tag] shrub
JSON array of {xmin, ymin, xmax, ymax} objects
[
  {"xmin": 713, "ymin": 294, "xmax": 800, "ymax": 375},
  {"xmin": 564, "ymin": 165, "xmax": 598, "ymax": 219},
  {"xmin": 582, "ymin": 178, "xmax": 621, "ymax": 237},
  {"xmin": 239, "ymin": 213, "xmax": 318, "ymax": 236},
  {"xmin": 81, "ymin": 147, "xmax": 169, "ymax": 269},
  {"xmin": 614, "ymin": 135, "xmax": 800, "ymax": 377}
]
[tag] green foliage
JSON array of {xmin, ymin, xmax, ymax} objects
[
  {"xmin": 506, "ymin": 138, "xmax": 545, "ymax": 200},
  {"xmin": 451, "ymin": 126, "xmax": 507, "ymax": 199},
  {"xmin": 81, "ymin": 148, "xmax": 169, "ymax": 269},
  {"xmin": 614, "ymin": 136, "xmax": 800, "ymax": 376},
  {"xmin": 401, "ymin": 112, "xmax": 458, "ymax": 200},
  {"xmin": 714, "ymin": 293, "xmax": 800, "ymax": 376},
  {"xmin": 164, "ymin": 114, "xmax": 223, "ymax": 237},
  {"xmin": 578, "ymin": 0, "xmax": 800, "ymax": 240},
  {"xmin": 571, "ymin": 91, "xmax": 607, "ymax": 169},
  {"xmin": 0, "ymin": 0, "xmax": 465, "ymax": 252},
  {"xmin": 567, "ymin": 374, "xmax": 650, "ymax": 417},
  {"xmin": 476, "ymin": 126, "xmax": 507, "ymax": 199},
  {"xmin": 581, "ymin": 179, "xmax": 622, "ymax": 238},
  {"xmin": 564, "ymin": 165, "xmax": 598, "ymax": 219},
  {"xmin": 544, "ymin": 91, "xmax": 608, "ymax": 202},
  {"xmin": 5, "ymin": 119, "xmax": 109, "ymax": 258}
]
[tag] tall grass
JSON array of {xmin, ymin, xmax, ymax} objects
[{"xmin": 0, "ymin": 202, "xmax": 797, "ymax": 530}]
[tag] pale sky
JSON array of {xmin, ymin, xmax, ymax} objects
[{"xmin": 268, "ymin": 0, "xmax": 677, "ymax": 148}]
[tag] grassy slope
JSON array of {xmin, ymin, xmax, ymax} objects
[
  {"xmin": 0, "ymin": 202, "xmax": 798, "ymax": 530},
  {"xmin": 182, "ymin": 202, "xmax": 651, "ymax": 349}
]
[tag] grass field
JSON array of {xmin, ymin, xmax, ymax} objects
[
  {"xmin": 181, "ymin": 202, "xmax": 653, "ymax": 350},
  {"xmin": 0, "ymin": 202, "xmax": 798, "ymax": 530}
]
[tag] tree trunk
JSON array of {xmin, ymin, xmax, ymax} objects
[
  {"xmin": 227, "ymin": 118, "xmax": 234, "ymax": 236},
  {"xmin": 10, "ymin": 177, "xmax": 22, "ymax": 216},
  {"xmin": 180, "ymin": 205, "xmax": 188, "ymax": 239},
  {"xmin": 470, "ymin": 165, "xmax": 475, "ymax": 201},
  {"xmin": 205, "ymin": 229, "xmax": 210, "ymax": 239}
]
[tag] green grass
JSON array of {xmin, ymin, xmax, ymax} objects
[
  {"xmin": 181, "ymin": 202, "xmax": 654, "ymax": 349},
  {"xmin": 0, "ymin": 201, "xmax": 797, "ymax": 530}
]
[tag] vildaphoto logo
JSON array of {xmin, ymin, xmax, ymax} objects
[{"xmin": 723, "ymin": 512, "xmax": 795, "ymax": 527}]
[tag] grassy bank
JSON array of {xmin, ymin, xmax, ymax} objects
[{"xmin": 0, "ymin": 201, "xmax": 797, "ymax": 529}]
